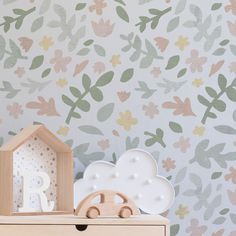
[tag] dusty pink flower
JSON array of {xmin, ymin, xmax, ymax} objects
[
  {"xmin": 117, "ymin": 91, "xmax": 130, "ymax": 102},
  {"xmin": 162, "ymin": 158, "xmax": 176, "ymax": 171},
  {"xmin": 50, "ymin": 50, "xmax": 71, "ymax": 73},
  {"xmin": 227, "ymin": 189, "xmax": 236, "ymax": 205},
  {"xmin": 89, "ymin": 0, "xmax": 107, "ymax": 15},
  {"xmin": 93, "ymin": 61, "xmax": 105, "ymax": 74},
  {"xmin": 18, "ymin": 37, "xmax": 33, "ymax": 52},
  {"xmin": 154, "ymin": 37, "xmax": 169, "ymax": 52},
  {"xmin": 230, "ymin": 231, "xmax": 236, "ymax": 236},
  {"xmin": 173, "ymin": 136, "xmax": 190, "ymax": 153},
  {"xmin": 151, "ymin": 67, "xmax": 161, "ymax": 78},
  {"xmin": 91, "ymin": 19, "xmax": 115, "ymax": 37},
  {"xmin": 186, "ymin": 50, "xmax": 207, "ymax": 73},
  {"xmin": 14, "ymin": 67, "xmax": 25, "ymax": 78},
  {"xmin": 225, "ymin": 167, "xmax": 236, "ymax": 184},
  {"xmin": 7, "ymin": 102, "xmax": 23, "ymax": 119},
  {"xmin": 227, "ymin": 21, "xmax": 236, "ymax": 36},
  {"xmin": 186, "ymin": 219, "xmax": 207, "ymax": 236},
  {"xmin": 225, "ymin": 0, "xmax": 236, "ymax": 15},
  {"xmin": 229, "ymin": 62, "xmax": 236, "ymax": 73},
  {"xmin": 143, "ymin": 102, "xmax": 159, "ymax": 119},
  {"xmin": 98, "ymin": 139, "xmax": 109, "ymax": 150}
]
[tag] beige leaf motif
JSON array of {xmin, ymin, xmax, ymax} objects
[
  {"xmin": 209, "ymin": 60, "xmax": 224, "ymax": 77},
  {"xmin": 73, "ymin": 60, "xmax": 89, "ymax": 77},
  {"xmin": 212, "ymin": 229, "xmax": 224, "ymax": 236},
  {"xmin": 162, "ymin": 96, "xmax": 196, "ymax": 116},
  {"xmin": 26, "ymin": 96, "xmax": 60, "ymax": 116}
]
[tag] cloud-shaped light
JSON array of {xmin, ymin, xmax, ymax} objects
[{"xmin": 74, "ymin": 149, "xmax": 175, "ymax": 214}]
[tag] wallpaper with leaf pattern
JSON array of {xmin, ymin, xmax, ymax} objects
[{"xmin": 0, "ymin": 0, "xmax": 236, "ymax": 235}]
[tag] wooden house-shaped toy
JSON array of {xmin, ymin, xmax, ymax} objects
[{"xmin": 0, "ymin": 125, "xmax": 73, "ymax": 216}]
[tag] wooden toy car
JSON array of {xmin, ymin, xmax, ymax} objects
[{"xmin": 74, "ymin": 190, "xmax": 140, "ymax": 218}]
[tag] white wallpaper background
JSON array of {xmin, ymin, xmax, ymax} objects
[{"xmin": 0, "ymin": 0, "xmax": 236, "ymax": 235}]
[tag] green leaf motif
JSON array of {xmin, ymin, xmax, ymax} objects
[
  {"xmin": 167, "ymin": 16, "xmax": 179, "ymax": 32},
  {"xmin": 213, "ymin": 216, "xmax": 226, "ymax": 225},
  {"xmin": 144, "ymin": 128, "xmax": 166, "ymax": 148},
  {"xmin": 170, "ymin": 224, "xmax": 180, "ymax": 236},
  {"xmin": 94, "ymin": 44, "xmax": 106, "ymax": 57},
  {"xmin": 214, "ymin": 125, "xmax": 236, "ymax": 135},
  {"xmin": 219, "ymin": 208, "xmax": 229, "ymax": 215},
  {"xmin": 82, "ymin": 74, "xmax": 91, "ymax": 91},
  {"xmin": 77, "ymin": 48, "xmax": 90, "ymax": 56},
  {"xmin": 166, "ymin": 55, "xmax": 180, "ymax": 70},
  {"xmin": 211, "ymin": 3, "xmax": 222, "ymax": 10},
  {"xmin": 41, "ymin": 68, "xmax": 51, "ymax": 78},
  {"xmin": 230, "ymin": 44, "xmax": 236, "ymax": 56},
  {"xmin": 169, "ymin": 121, "xmax": 183, "ymax": 133},
  {"xmin": 226, "ymin": 87, "xmax": 236, "ymax": 101},
  {"xmin": 213, "ymin": 48, "xmax": 225, "ymax": 56},
  {"xmin": 78, "ymin": 125, "xmax": 103, "ymax": 135},
  {"xmin": 62, "ymin": 95, "xmax": 74, "ymax": 106},
  {"xmin": 77, "ymin": 100, "xmax": 90, "ymax": 112},
  {"xmin": 96, "ymin": 71, "xmax": 114, "ymax": 87},
  {"xmin": 75, "ymin": 3, "xmax": 87, "ymax": 11},
  {"xmin": 70, "ymin": 87, "xmax": 81, "ymax": 98},
  {"xmin": 84, "ymin": 39, "xmax": 94, "ymax": 46},
  {"xmin": 120, "ymin": 68, "xmax": 134, "ymax": 82},
  {"xmin": 219, "ymin": 39, "xmax": 230, "ymax": 46},
  {"xmin": 116, "ymin": 6, "xmax": 129, "ymax": 23},
  {"xmin": 90, "ymin": 87, "xmax": 103, "ymax": 102},
  {"xmin": 211, "ymin": 172, "xmax": 222, "ymax": 179},
  {"xmin": 175, "ymin": 0, "xmax": 187, "ymax": 14},
  {"xmin": 31, "ymin": 16, "xmax": 44, "ymax": 32},
  {"xmin": 177, "ymin": 68, "xmax": 187, "ymax": 78},
  {"xmin": 97, "ymin": 103, "xmax": 114, "ymax": 122},
  {"xmin": 218, "ymin": 74, "xmax": 227, "ymax": 90},
  {"xmin": 30, "ymin": 55, "xmax": 44, "ymax": 70},
  {"xmin": 189, "ymin": 139, "xmax": 236, "ymax": 168}
]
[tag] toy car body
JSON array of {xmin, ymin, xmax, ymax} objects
[{"xmin": 74, "ymin": 190, "xmax": 140, "ymax": 218}]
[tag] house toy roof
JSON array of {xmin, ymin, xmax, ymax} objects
[{"xmin": 0, "ymin": 125, "xmax": 71, "ymax": 153}]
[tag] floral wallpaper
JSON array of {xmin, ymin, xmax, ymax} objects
[{"xmin": 0, "ymin": 0, "xmax": 236, "ymax": 235}]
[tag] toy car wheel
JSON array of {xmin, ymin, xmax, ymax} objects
[
  {"xmin": 86, "ymin": 207, "xmax": 100, "ymax": 219},
  {"xmin": 119, "ymin": 207, "xmax": 132, "ymax": 218}
]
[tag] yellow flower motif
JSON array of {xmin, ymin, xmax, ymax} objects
[
  {"xmin": 175, "ymin": 36, "xmax": 189, "ymax": 51},
  {"xmin": 117, "ymin": 110, "xmax": 138, "ymax": 131},
  {"xmin": 110, "ymin": 54, "xmax": 121, "ymax": 67},
  {"xmin": 56, "ymin": 78, "xmax": 68, "ymax": 88},
  {"xmin": 175, "ymin": 204, "xmax": 189, "ymax": 219},
  {"xmin": 39, "ymin": 36, "xmax": 54, "ymax": 51},
  {"xmin": 193, "ymin": 126, "xmax": 205, "ymax": 136},
  {"xmin": 57, "ymin": 126, "xmax": 69, "ymax": 136},
  {"xmin": 192, "ymin": 79, "xmax": 203, "ymax": 88}
]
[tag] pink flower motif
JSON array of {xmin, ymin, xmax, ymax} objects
[
  {"xmin": 225, "ymin": 167, "xmax": 236, "ymax": 184},
  {"xmin": 162, "ymin": 158, "xmax": 176, "ymax": 171},
  {"xmin": 97, "ymin": 139, "xmax": 110, "ymax": 150},
  {"xmin": 7, "ymin": 102, "xmax": 23, "ymax": 119},
  {"xmin": 91, "ymin": 19, "xmax": 115, "ymax": 37},
  {"xmin": 93, "ymin": 61, "xmax": 105, "ymax": 74},
  {"xmin": 227, "ymin": 21, "xmax": 236, "ymax": 36},
  {"xmin": 229, "ymin": 62, "xmax": 236, "ymax": 73},
  {"xmin": 50, "ymin": 50, "xmax": 71, "ymax": 73},
  {"xmin": 89, "ymin": 0, "xmax": 107, "ymax": 15},
  {"xmin": 173, "ymin": 136, "xmax": 190, "ymax": 153},
  {"xmin": 143, "ymin": 102, "xmax": 159, "ymax": 119},
  {"xmin": 186, "ymin": 50, "xmax": 207, "ymax": 73},
  {"xmin": 151, "ymin": 67, "xmax": 161, "ymax": 78},
  {"xmin": 186, "ymin": 219, "xmax": 207, "ymax": 236},
  {"xmin": 227, "ymin": 189, "xmax": 236, "ymax": 205},
  {"xmin": 14, "ymin": 67, "xmax": 25, "ymax": 78}
]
